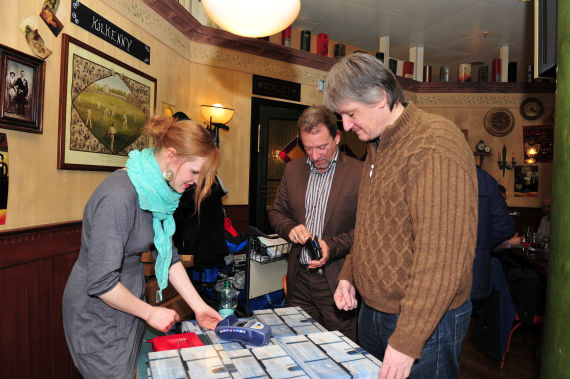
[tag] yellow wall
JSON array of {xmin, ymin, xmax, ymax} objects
[
  {"xmin": 408, "ymin": 91, "xmax": 554, "ymax": 207},
  {"xmin": 0, "ymin": 0, "xmax": 327, "ymax": 229},
  {"xmin": 0, "ymin": 0, "xmax": 552, "ymax": 230}
]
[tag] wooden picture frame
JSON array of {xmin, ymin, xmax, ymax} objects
[
  {"xmin": 0, "ymin": 44, "xmax": 45, "ymax": 133},
  {"xmin": 58, "ymin": 34, "xmax": 156, "ymax": 171}
]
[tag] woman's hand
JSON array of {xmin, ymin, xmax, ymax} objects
[
  {"xmin": 146, "ymin": 306, "xmax": 180, "ymax": 333},
  {"xmin": 195, "ymin": 304, "xmax": 224, "ymax": 330}
]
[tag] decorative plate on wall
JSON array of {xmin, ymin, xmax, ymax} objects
[
  {"xmin": 484, "ymin": 108, "xmax": 515, "ymax": 137},
  {"xmin": 520, "ymin": 97, "xmax": 544, "ymax": 120}
]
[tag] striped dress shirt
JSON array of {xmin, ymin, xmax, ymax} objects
[{"xmin": 300, "ymin": 148, "xmax": 339, "ymax": 264}]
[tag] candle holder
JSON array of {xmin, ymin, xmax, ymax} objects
[{"xmin": 497, "ymin": 145, "xmax": 516, "ymax": 176}]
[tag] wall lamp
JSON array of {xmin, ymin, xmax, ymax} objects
[
  {"xmin": 201, "ymin": 104, "xmax": 235, "ymax": 148},
  {"xmin": 497, "ymin": 144, "xmax": 516, "ymax": 176}
]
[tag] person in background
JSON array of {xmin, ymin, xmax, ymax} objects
[
  {"xmin": 62, "ymin": 116, "xmax": 223, "ymax": 378},
  {"xmin": 494, "ymin": 185, "xmax": 522, "ymax": 250},
  {"xmin": 325, "ymin": 53, "xmax": 477, "ymax": 379},
  {"xmin": 268, "ymin": 105, "xmax": 362, "ymax": 342},
  {"xmin": 5, "ymin": 71, "xmax": 17, "ymax": 113},
  {"xmin": 537, "ymin": 196, "xmax": 552, "ymax": 244},
  {"xmin": 472, "ymin": 167, "xmax": 515, "ymax": 313},
  {"xmin": 15, "ymin": 70, "xmax": 29, "ymax": 116}
]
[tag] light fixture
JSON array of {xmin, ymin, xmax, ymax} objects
[
  {"xmin": 201, "ymin": 0, "xmax": 301, "ymax": 38},
  {"xmin": 201, "ymin": 104, "xmax": 235, "ymax": 147},
  {"xmin": 525, "ymin": 145, "xmax": 539, "ymax": 163},
  {"xmin": 497, "ymin": 145, "xmax": 516, "ymax": 177}
]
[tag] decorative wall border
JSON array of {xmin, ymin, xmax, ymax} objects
[
  {"xmin": 104, "ymin": 0, "xmax": 556, "ymax": 95},
  {"xmin": 414, "ymin": 93, "xmax": 554, "ymax": 108},
  {"xmin": 0, "ymin": 221, "xmax": 82, "ymax": 269},
  {"xmin": 102, "ymin": 0, "xmax": 327, "ymax": 85}
]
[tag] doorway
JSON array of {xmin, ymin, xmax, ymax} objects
[
  {"xmin": 248, "ymin": 97, "xmax": 367, "ymax": 232},
  {"xmin": 249, "ymin": 97, "xmax": 308, "ymax": 233}
]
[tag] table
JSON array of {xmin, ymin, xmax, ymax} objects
[
  {"xmin": 143, "ymin": 307, "xmax": 382, "ymax": 379},
  {"xmin": 502, "ymin": 246, "xmax": 549, "ymax": 275}
]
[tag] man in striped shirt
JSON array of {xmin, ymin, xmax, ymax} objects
[{"xmin": 268, "ymin": 106, "xmax": 363, "ymax": 341}]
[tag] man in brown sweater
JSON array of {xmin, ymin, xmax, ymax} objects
[{"xmin": 324, "ymin": 53, "xmax": 478, "ymax": 379}]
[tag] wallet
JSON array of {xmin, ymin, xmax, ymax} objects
[
  {"xmin": 146, "ymin": 332, "xmax": 204, "ymax": 352},
  {"xmin": 305, "ymin": 236, "xmax": 323, "ymax": 261}
]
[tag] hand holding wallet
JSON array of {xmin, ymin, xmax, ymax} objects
[{"xmin": 305, "ymin": 236, "xmax": 323, "ymax": 261}]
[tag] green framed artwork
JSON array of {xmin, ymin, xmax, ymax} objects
[{"xmin": 58, "ymin": 34, "xmax": 156, "ymax": 171}]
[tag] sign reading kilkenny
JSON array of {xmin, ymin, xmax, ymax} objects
[{"xmin": 70, "ymin": 0, "xmax": 150, "ymax": 64}]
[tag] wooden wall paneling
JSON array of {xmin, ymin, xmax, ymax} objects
[
  {"xmin": 51, "ymin": 252, "xmax": 82, "ymax": 379},
  {"xmin": 0, "ymin": 221, "xmax": 82, "ymax": 269},
  {"xmin": 510, "ymin": 207, "xmax": 544, "ymax": 235},
  {"xmin": 224, "ymin": 205, "xmax": 249, "ymax": 235},
  {"xmin": 0, "ymin": 264, "xmax": 30, "ymax": 379},
  {"xmin": 0, "ymin": 222, "xmax": 82, "ymax": 379},
  {"xmin": 28, "ymin": 259, "xmax": 52, "ymax": 379}
]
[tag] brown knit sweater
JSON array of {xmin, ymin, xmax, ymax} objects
[{"xmin": 338, "ymin": 101, "xmax": 478, "ymax": 358}]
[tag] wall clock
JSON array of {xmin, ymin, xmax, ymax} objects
[
  {"xmin": 520, "ymin": 97, "xmax": 544, "ymax": 120},
  {"xmin": 484, "ymin": 108, "xmax": 515, "ymax": 137}
]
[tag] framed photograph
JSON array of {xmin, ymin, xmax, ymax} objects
[
  {"xmin": 0, "ymin": 44, "xmax": 45, "ymax": 133},
  {"xmin": 514, "ymin": 165, "xmax": 539, "ymax": 198},
  {"xmin": 523, "ymin": 125, "xmax": 553, "ymax": 163},
  {"xmin": 58, "ymin": 34, "xmax": 156, "ymax": 171}
]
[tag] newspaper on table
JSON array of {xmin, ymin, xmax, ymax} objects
[
  {"xmin": 149, "ymin": 307, "xmax": 382, "ymax": 379},
  {"xmin": 149, "ymin": 343, "xmax": 309, "ymax": 379},
  {"xmin": 280, "ymin": 331, "xmax": 382, "ymax": 379},
  {"xmin": 254, "ymin": 307, "xmax": 328, "ymax": 337}
]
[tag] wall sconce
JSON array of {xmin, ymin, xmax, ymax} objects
[
  {"xmin": 201, "ymin": 104, "xmax": 235, "ymax": 148},
  {"xmin": 497, "ymin": 144, "xmax": 516, "ymax": 176}
]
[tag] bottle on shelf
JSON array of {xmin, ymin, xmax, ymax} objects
[{"xmin": 218, "ymin": 280, "xmax": 237, "ymax": 318}]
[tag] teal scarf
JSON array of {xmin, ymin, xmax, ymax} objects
[{"xmin": 126, "ymin": 148, "xmax": 181, "ymax": 302}]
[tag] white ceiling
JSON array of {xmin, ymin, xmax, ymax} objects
[{"xmin": 292, "ymin": 0, "xmax": 534, "ymax": 68}]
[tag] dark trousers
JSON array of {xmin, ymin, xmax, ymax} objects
[
  {"xmin": 288, "ymin": 265, "xmax": 357, "ymax": 342},
  {"xmin": 358, "ymin": 300, "xmax": 472, "ymax": 379}
]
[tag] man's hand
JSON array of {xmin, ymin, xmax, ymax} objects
[
  {"xmin": 146, "ymin": 306, "xmax": 180, "ymax": 333},
  {"xmin": 378, "ymin": 344, "xmax": 414, "ymax": 379},
  {"xmin": 334, "ymin": 279, "xmax": 357, "ymax": 311},
  {"xmin": 509, "ymin": 232, "xmax": 522, "ymax": 246},
  {"xmin": 289, "ymin": 224, "xmax": 311, "ymax": 245},
  {"xmin": 308, "ymin": 238, "xmax": 329, "ymax": 268}
]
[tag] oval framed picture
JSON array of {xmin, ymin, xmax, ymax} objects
[{"xmin": 484, "ymin": 108, "xmax": 515, "ymax": 137}]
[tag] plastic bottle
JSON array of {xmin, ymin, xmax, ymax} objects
[{"xmin": 219, "ymin": 280, "xmax": 236, "ymax": 318}]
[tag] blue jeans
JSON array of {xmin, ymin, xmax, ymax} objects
[{"xmin": 358, "ymin": 299, "xmax": 472, "ymax": 379}]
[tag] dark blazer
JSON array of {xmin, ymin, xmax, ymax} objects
[
  {"xmin": 268, "ymin": 152, "xmax": 363, "ymax": 298},
  {"xmin": 472, "ymin": 166, "xmax": 515, "ymax": 299}
]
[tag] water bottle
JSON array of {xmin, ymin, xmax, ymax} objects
[{"xmin": 218, "ymin": 280, "xmax": 236, "ymax": 318}]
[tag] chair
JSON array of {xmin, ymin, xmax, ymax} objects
[{"xmin": 501, "ymin": 313, "xmax": 544, "ymax": 368}]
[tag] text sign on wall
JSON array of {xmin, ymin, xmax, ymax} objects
[
  {"xmin": 71, "ymin": 0, "xmax": 150, "ymax": 64},
  {"xmin": 252, "ymin": 75, "xmax": 301, "ymax": 102}
]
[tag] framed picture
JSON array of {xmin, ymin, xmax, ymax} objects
[
  {"xmin": 58, "ymin": 34, "xmax": 156, "ymax": 171},
  {"xmin": 523, "ymin": 125, "xmax": 553, "ymax": 163},
  {"xmin": 514, "ymin": 165, "xmax": 539, "ymax": 197},
  {"xmin": 0, "ymin": 44, "xmax": 45, "ymax": 133}
]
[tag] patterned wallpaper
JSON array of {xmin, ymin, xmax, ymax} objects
[{"xmin": 101, "ymin": 0, "xmax": 327, "ymax": 86}]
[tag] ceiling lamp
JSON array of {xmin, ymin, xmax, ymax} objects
[{"xmin": 201, "ymin": 0, "xmax": 301, "ymax": 38}]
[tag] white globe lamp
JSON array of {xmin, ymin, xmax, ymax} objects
[{"xmin": 201, "ymin": 0, "xmax": 301, "ymax": 38}]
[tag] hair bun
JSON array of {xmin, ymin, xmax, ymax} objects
[{"xmin": 144, "ymin": 115, "xmax": 175, "ymax": 144}]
